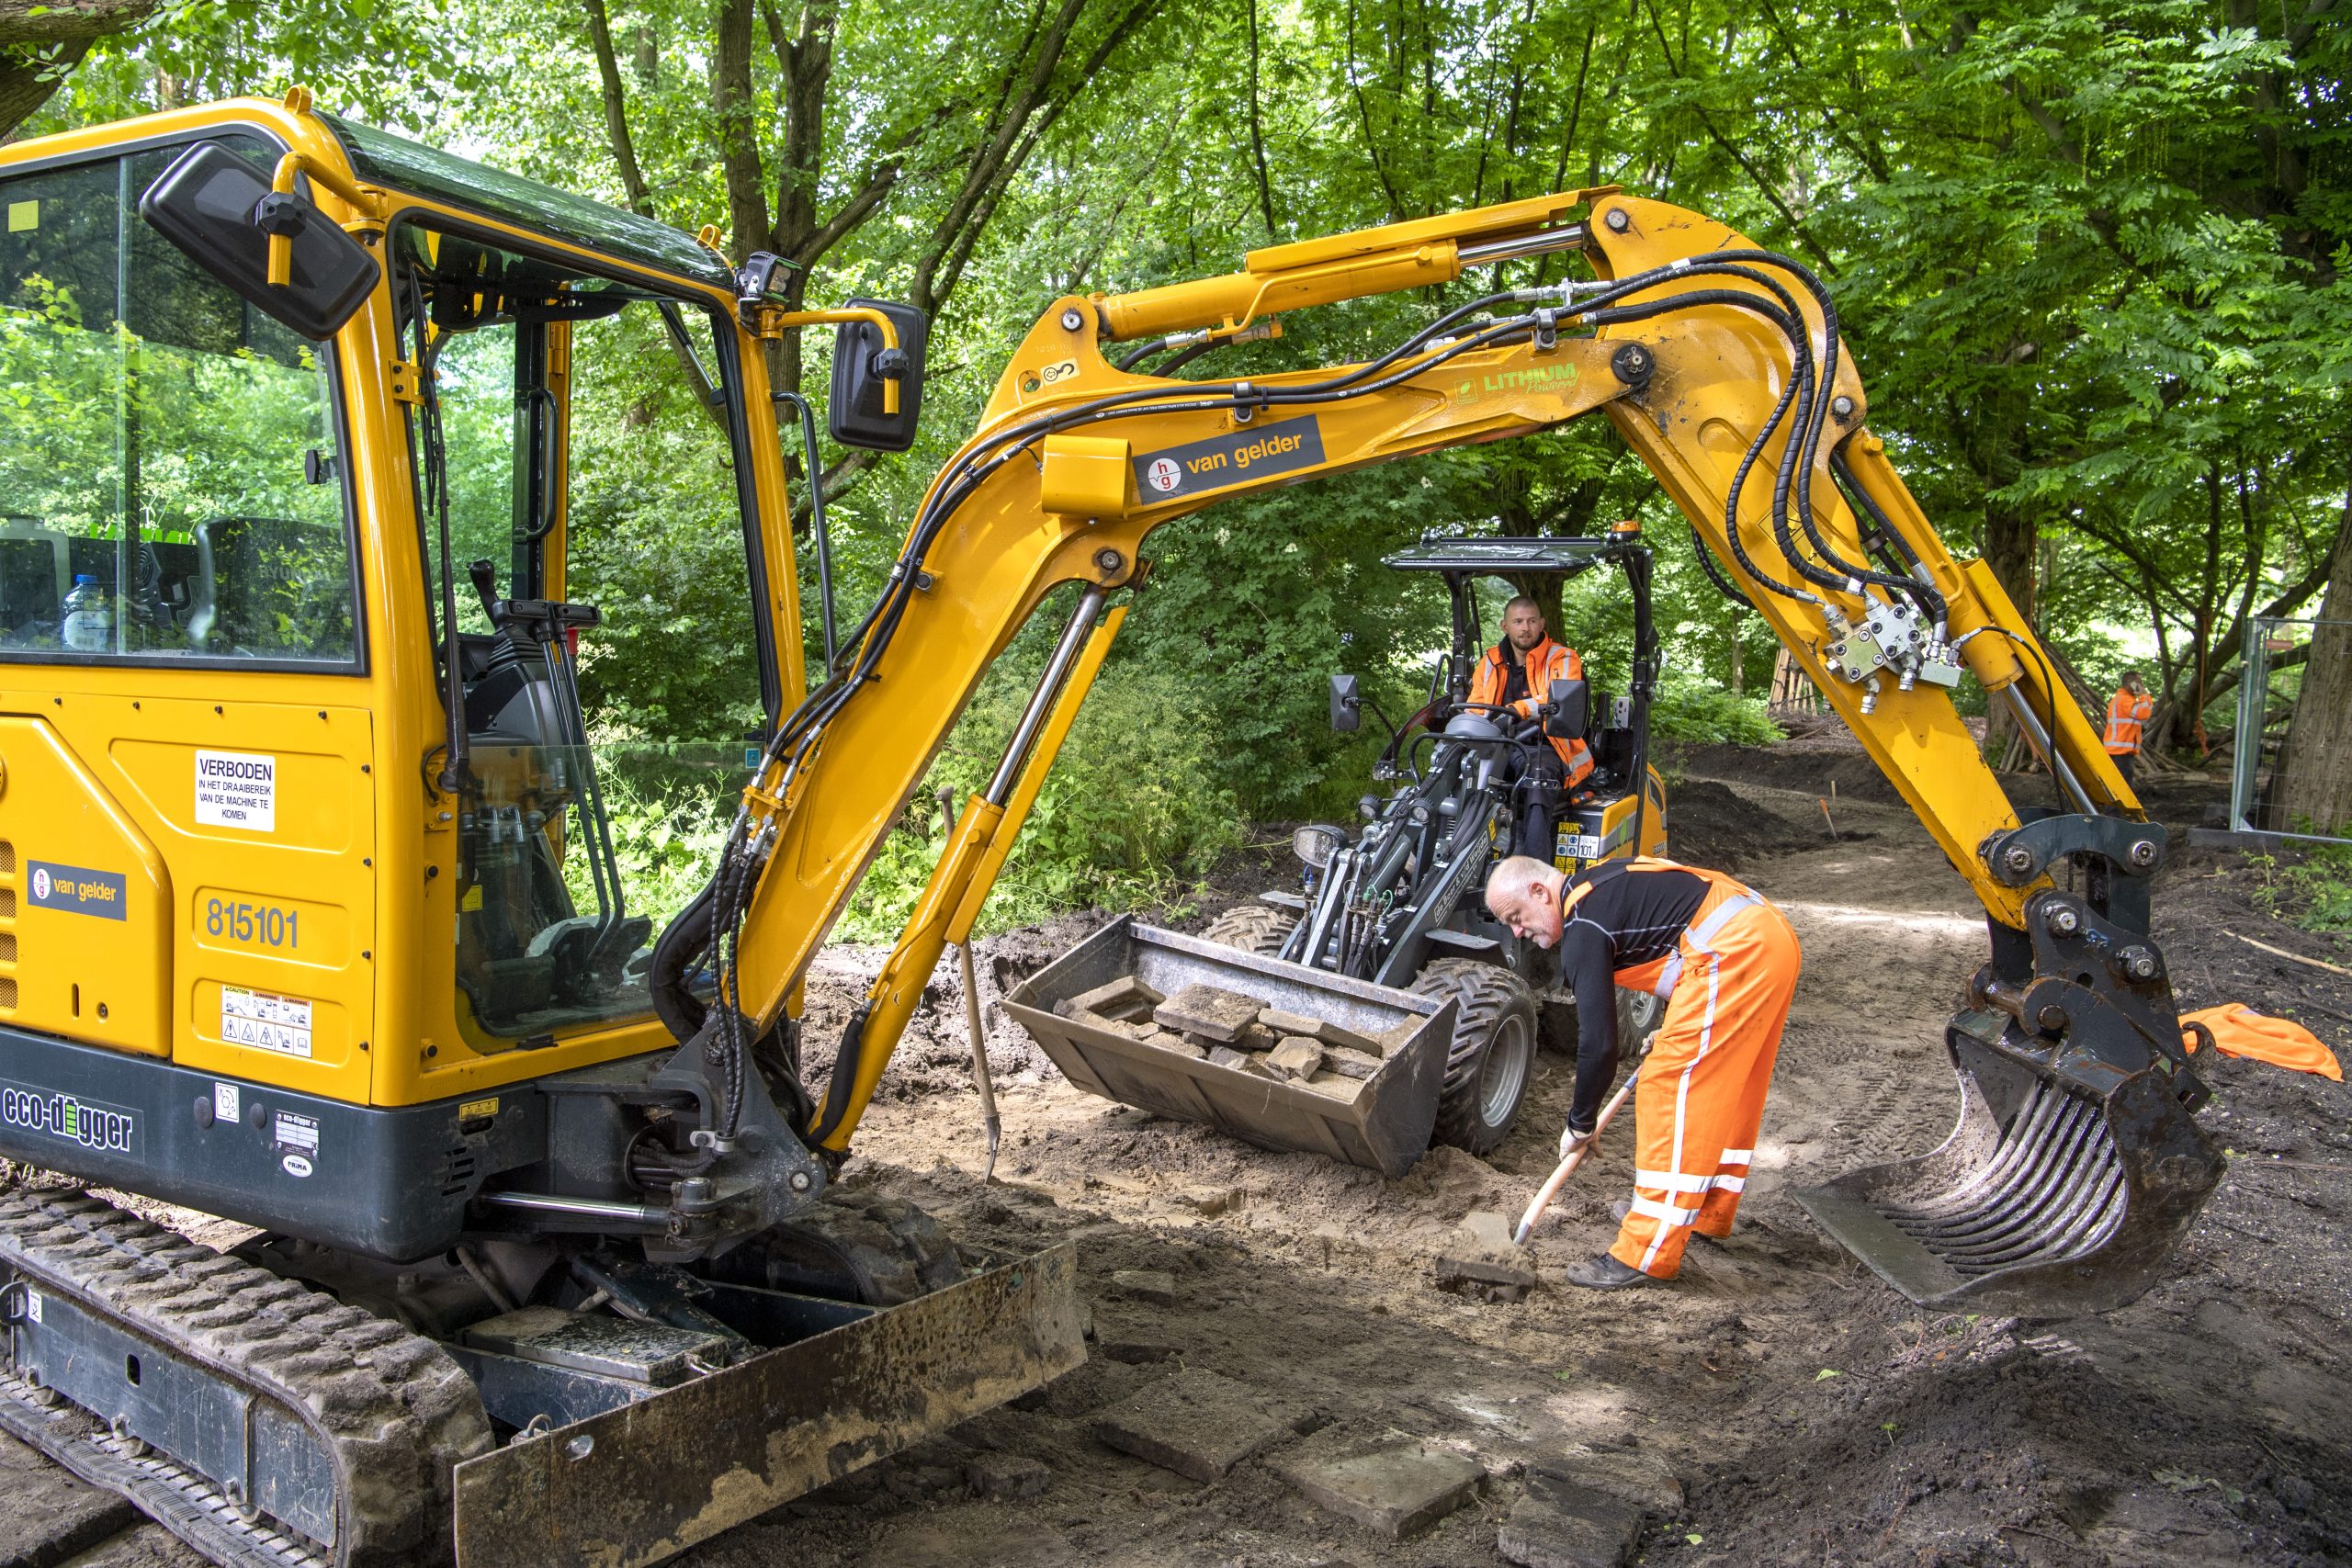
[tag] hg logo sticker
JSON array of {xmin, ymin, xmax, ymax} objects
[{"xmin": 28, "ymin": 860, "xmax": 127, "ymax": 920}]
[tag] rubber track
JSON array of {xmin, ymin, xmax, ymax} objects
[{"xmin": 0, "ymin": 1189, "xmax": 492, "ymax": 1567}]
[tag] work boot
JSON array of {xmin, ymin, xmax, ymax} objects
[{"xmin": 1565, "ymin": 1253, "xmax": 1652, "ymax": 1290}]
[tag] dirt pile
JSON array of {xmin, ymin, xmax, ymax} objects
[{"xmin": 1660, "ymin": 777, "xmax": 1842, "ymax": 870}]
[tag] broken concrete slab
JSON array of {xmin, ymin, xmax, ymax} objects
[
  {"xmin": 1259, "ymin": 1008, "xmax": 1388, "ymax": 1056},
  {"xmin": 0, "ymin": 1430, "xmax": 139, "ymax": 1568},
  {"xmin": 966, "ymin": 1450, "xmax": 1054, "ymax": 1500},
  {"xmin": 1433, "ymin": 1209, "xmax": 1539, "ymax": 1302},
  {"xmin": 1205, "ymin": 1045, "xmax": 1250, "ymax": 1069},
  {"xmin": 1497, "ymin": 1469, "xmax": 1647, "ymax": 1568},
  {"xmin": 1070, "ymin": 976, "xmax": 1164, "ymax": 1020},
  {"xmin": 1111, "ymin": 1268, "xmax": 1179, "ymax": 1305},
  {"xmin": 1267, "ymin": 1037, "xmax": 1324, "ymax": 1080},
  {"xmin": 1320, "ymin": 1044, "xmax": 1384, "ymax": 1079},
  {"xmin": 1093, "ymin": 1366, "xmax": 1307, "ymax": 1482},
  {"xmin": 1538, "ymin": 1447, "xmax": 1684, "ymax": 1516},
  {"xmin": 1305, "ymin": 1070, "xmax": 1367, "ymax": 1102},
  {"xmin": 1274, "ymin": 1430, "xmax": 1484, "ymax": 1540},
  {"xmin": 1140, "ymin": 1030, "xmax": 1204, "ymax": 1057},
  {"xmin": 1154, "ymin": 983, "xmax": 1268, "ymax": 1043}
]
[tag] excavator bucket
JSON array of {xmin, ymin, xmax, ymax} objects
[
  {"xmin": 1004, "ymin": 919, "xmax": 1454, "ymax": 1179},
  {"xmin": 1795, "ymin": 1010, "xmax": 2225, "ymax": 1318}
]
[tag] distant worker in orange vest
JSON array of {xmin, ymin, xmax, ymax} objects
[
  {"xmin": 2103, "ymin": 670, "xmax": 2155, "ymax": 788},
  {"xmin": 1465, "ymin": 596, "xmax": 1595, "ymax": 860},
  {"xmin": 1485, "ymin": 854, "xmax": 1803, "ymax": 1288}
]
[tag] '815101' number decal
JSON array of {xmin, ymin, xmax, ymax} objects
[{"xmin": 205, "ymin": 897, "xmax": 299, "ymax": 949}]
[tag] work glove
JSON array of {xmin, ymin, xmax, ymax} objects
[{"xmin": 1559, "ymin": 1122, "xmax": 1598, "ymax": 1162}]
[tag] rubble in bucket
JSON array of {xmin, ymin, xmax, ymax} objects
[{"xmin": 1051, "ymin": 977, "xmax": 1402, "ymax": 1103}]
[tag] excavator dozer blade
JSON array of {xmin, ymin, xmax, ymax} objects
[
  {"xmin": 1795, "ymin": 1013, "xmax": 2224, "ymax": 1317},
  {"xmin": 447, "ymin": 1242, "xmax": 1082, "ymax": 1568},
  {"xmin": 1004, "ymin": 918, "xmax": 1454, "ymax": 1179}
]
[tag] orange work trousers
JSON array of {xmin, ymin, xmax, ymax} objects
[{"xmin": 1607, "ymin": 871, "xmax": 1803, "ymax": 1280}]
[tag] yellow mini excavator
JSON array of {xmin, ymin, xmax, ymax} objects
[{"xmin": 0, "ymin": 92, "xmax": 2222, "ymax": 1567}]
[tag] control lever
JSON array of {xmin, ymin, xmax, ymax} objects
[{"xmin": 468, "ymin": 558, "xmax": 501, "ymax": 624}]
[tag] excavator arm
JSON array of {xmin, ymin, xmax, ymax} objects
[{"xmin": 664, "ymin": 189, "xmax": 2220, "ymax": 1314}]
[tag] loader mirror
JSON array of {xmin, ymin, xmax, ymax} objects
[
  {"xmin": 139, "ymin": 142, "xmax": 380, "ymax": 340},
  {"xmin": 1544, "ymin": 677, "xmax": 1589, "ymax": 739},
  {"xmin": 828, "ymin": 299, "xmax": 930, "ymax": 452},
  {"xmin": 1329, "ymin": 673, "xmax": 1362, "ymax": 733}
]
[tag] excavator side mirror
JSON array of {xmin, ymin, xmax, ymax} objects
[
  {"xmin": 828, "ymin": 299, "xmax": 930, "ymax": 452},
  {"xmin": 1544, "ymin": 677, "xmax": 1589, "ymax": 739},
  {"xmin": 139, "ymin": 142, "xmax": 379, "ymax": 340},
  {"xmin": 1329, "ymin": 674, "xmax": 1362, "ymax": 733}
]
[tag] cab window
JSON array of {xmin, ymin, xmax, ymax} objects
[{"xmin": 0, "ymin": 139, "xmax": 358, "ymax": 665}]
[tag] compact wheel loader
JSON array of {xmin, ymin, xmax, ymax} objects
[
  {"xmin": 1029, "ymin": 533, "xmax": 1671, "ymax": 1161},
  {"xmin": 0, "ymin": 90, "xmax": 2225, "ymax": 1568}
]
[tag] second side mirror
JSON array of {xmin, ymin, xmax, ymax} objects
[
  {"xmin": 1329, "ymin": 673, "xmax": 1362, "ymax": 733},
  {"xmin": 1544, "ymin": 677, "xmax": 1589, "ymax": 739}
]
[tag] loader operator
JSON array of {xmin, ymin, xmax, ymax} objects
[
  {"xmin": 1485, "ymin": 854, "xmax": 1802, "ymax": 1289},
  {"xmin": 1466, "ymin": 596, "xmax": 1595, "ymax": 860}
]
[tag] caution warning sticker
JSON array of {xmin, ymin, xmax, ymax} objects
[{"xmin": 222, "ymin": 986, "xmax": 313, "ymax": 1058}]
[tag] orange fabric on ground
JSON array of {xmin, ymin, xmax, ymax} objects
[
  {"xmin": 2179, "ymin": 1004, "xmax": 2342, "ymax": 1082},
  {"xmin": 1607, "ymin": 870, "xmax": 1804, "ymax": 1280}
]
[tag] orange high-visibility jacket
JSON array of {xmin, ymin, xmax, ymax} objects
[
  {"xmin": 2103, "ymin": 688, "xmax": 2154, "ymax": 756},
  {"xmin": 1468, "ymin": 637, "xmax": 1595, "ymax": 783}
]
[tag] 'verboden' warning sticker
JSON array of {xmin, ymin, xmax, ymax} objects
[
  {"xmin": 194, "ymin": 750, "xmax": 277, "ymax": 832},
  {"xmin": 222, "ymin": 986, "xmax": 313, "ymax": 1058}
]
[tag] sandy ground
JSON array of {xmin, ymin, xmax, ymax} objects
[{"xmin": 8, "ymin": 759, "xmax": 2349, "ymax": 1568}]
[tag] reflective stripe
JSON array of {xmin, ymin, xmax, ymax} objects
[
  {"xmin": 1634, "ymin": 1168, "xmax": 1748, "ymax": 1195},
  {"xmin": 1629, "ymin": 1194, "xmax": 1703, "ymax": 1227},
  {"xmin": 1649, "ymin": 893, "xmax": 1763, "ymax": 998},
  {"xmin": 1717, "ymin": 1148, "xmax": 1753, "ymax": 1165}
]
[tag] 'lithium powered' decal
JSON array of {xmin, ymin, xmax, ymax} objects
[
  {"xmin": 28, "ymin": 860, "xmax": 127, "ymax": 920},
  {"xmin": 1133, "ymin": 416, "xmax": 1326, "ymax": 502},
  {"xmin": 0, "ymin": 1084, "xmax": 139, "ymax": 1154}
]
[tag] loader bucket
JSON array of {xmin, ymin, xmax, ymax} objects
[
  {"xmin": 447, "ymin": 1241, "xmax": 1082, "ymax": 1568},
  {"xmin": 1004, "ymin": 918, "xmax": 1454, "ymax": 1179},
  {"xmin": 1794, "ymin": 1010, "xmax": 2223, "ymax": 1318}
]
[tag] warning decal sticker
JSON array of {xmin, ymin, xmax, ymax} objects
[
  {"xmin": 1131, "ymin": 416, "xmax": 1326, "ymax": 502},
  {"xmin": 222, "ymin": 987, "xmax": 314, "ymax": 1059},
  {"xmin": 194, "ymin": 750, "xmax": 277, "ymax": 832}
]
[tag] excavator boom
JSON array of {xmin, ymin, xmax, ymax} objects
[{"xmin": 689, "ymin": 189, "xmax": 2219, "ymax": 1315}]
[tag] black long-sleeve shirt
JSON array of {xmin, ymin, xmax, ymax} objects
[{"xmin": 1555, "ymin": 863, "xmax": 1710, "ymax": 1133}]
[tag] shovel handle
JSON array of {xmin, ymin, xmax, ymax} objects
[{"xmin": 1513, "ymin": 1064, "xmax": 1642, "ymax": 1246}]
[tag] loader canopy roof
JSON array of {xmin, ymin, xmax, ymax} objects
[
  {"xmin": 1382, "ymin": 534, "xmax": 1631, "ymax": 578},
  {"xmin": 322, "ymin": 114, "xmax": 736, "ymax": 294}
]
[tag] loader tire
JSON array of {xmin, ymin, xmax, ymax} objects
[
  {"xmin": 1200, "ymin": 902, "xmax": 1298, "ymax": 956},
  {"xmin": 1416, "ymin": 958, "xmax": 1540, "ymax": 1156},
  {"xmin": 1617, "ymin": 986, "xmax": 1666, "ymax": 1055}
]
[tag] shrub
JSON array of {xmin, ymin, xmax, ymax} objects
[{"xmin": 1647, "ymin": 679, "xmax": 1785, "ymax": 746}]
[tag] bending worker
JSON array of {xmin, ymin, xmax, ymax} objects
[
  {"xmin": 1485, "ymin": 854, "xmax": 1802, "ymax": 1289},
  {"xmin": 1467, "ymin": 595, "xmax": 1593, "ymax": 858},
  {"xmin": 2103, "ymin": 670, "xmax": 2154, "ymax": 788}
]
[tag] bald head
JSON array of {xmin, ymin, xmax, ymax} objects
[{"xmin": 1486, "ymin": 854, "xmax": 1568, "ymax": 948}]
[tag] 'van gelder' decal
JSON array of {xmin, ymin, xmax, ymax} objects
[
  {"xmin": 28, "ymin": 861, "xmax": 127, "ymax": 920},
  {"xmin": 1133, "ymin": 416, "xmax": 1326, "ymax": 502}
]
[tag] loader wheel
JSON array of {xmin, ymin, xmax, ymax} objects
[
  {"xmin": 1200, "ymin": 902, "xmax": 1298, "ymax": 956},
  {"xmin": 1416, "ymin": 958, "xmax": 1540, "ymax": 1156},
  {"xmin": 1616, "ymin": 987, "xmax": 1666, "ymax": 1056}
]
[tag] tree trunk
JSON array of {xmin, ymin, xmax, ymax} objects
[
  {"xmin": 1978, "ymin": 501, "xmax": 2036, "ymax": 754},
  {"xmin": 0, "ymin": 0, "xmax": 158, "ymax": 137},
  {"xmin": 2275, "ymin": 504, "xmax": 2352, "ymax": 835}
]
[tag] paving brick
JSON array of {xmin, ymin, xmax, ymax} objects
[
  {"xmin": 1153, "ymin": 984, "xmax": 1268, "ymax": 1043},
  {"xmin": 1540, "ymin": 1447, "xmax": 1684, "ymax": 1515},
  {"xmin": 1267, "ymin": 1038, "xmax": 1324, "ymax": 1080},
  {"xmin": 1497, "ymin": 1470, "xmax": 1648, "ymax": 1568},
  {"xmin": 1433, "ymin": 1209, "xmax": 1538, "ymax": 1302},
  {"xmin": 1092, "ymin": 1367, "xmax": 1306, "ymax": 1482},
  {"xmin": 1274, "ymin": 1431, "xmax": 1484, "ymax": 1539},
  {"xmin": 0, "ymin": 1431, "xmax": 137, "ymax": 1568}
]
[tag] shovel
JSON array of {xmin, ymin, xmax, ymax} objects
[{"xmin": 1513, "ymin": 1060, "xmax": 1643, "ymax": 1246}]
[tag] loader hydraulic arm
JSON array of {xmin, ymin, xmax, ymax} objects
[{"xmin": 664, "ymin": 188, "xmax": 2219, "ymax": 1309}]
